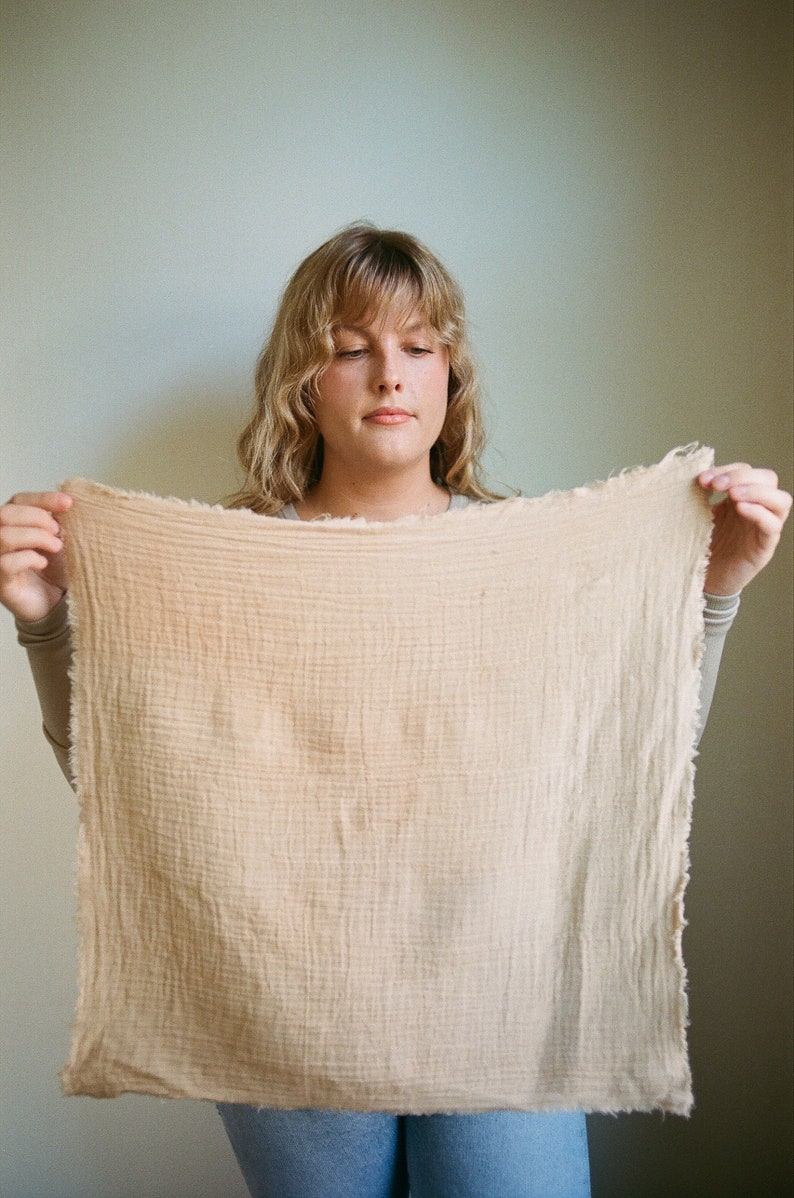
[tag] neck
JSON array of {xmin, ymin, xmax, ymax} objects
[{"xmin": 295, "ymin": 462, "xmax": 450, "ymax": 522}]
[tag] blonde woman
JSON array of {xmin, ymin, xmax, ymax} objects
[{"xmin": 2, "ymin": 225, "xmax": 790, "ymax": 1198}]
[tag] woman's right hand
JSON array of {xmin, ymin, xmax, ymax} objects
[{"xmin": 0, "ymin": 491, "xmax": 73, "ymax": 623}]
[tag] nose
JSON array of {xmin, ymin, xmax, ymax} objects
[{"xmin": 373, "ymin": 347, "xmax": 402, "ymax": 394}]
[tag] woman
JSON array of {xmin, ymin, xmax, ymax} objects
[{"xmin": 1, "ymin": 225, "xmax": 790, "ymax": 1198}]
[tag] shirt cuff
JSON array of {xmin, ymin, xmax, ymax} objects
[
  {"xmin": 15, "ymin": 594, "xmax": 70, "ymax": 644},
  {"xmin": 703, "ymin": 591, "xmax": 741, "ymax": 629}
]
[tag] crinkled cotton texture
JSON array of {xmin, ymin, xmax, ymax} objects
[{"xmin": 59, "ymin": 447, "xmax": 713, "ymax": 1115}]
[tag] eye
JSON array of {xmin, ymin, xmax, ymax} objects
[
  {"xmin": 407, "ymin": 345, "xmax": 432, "ymax": 356},
  {"xmin": 337, "ymin": 347, "xmax": 366, "ymax": 359}
]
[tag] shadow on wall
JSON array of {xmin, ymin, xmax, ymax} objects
[{"xmin": 95, "ymin": 379, "xmax": 251, "ymax": 505}]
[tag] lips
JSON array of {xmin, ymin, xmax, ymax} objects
[{"xmin": 364, "ymin": 407, "xmax": 413, "ymax": 425}]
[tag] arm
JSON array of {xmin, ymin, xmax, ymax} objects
[
  {"xmin": 15, "ymin": 596, "xmax": 74, "ymax": 784},
  {"xmin": 697, "ymin": 591, "xmax": 740, "ymax": 744},
  {"xmin": 1, "ymin": 491, "xmax": 74, "ymax": 782}
]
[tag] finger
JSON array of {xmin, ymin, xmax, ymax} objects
[
  {"xmin": 6, "ymin": 491, "xmax": 73, "ymax": 513},
  {"xmin": 699, "ymin": 465, "xmax": 778, "ymax": 490},
  {"xmin": 731, "ymin": 500, "xmax": 788, "ymax": 542},
  {"xmin": 699, "ymin": 462, "xmax": 750, "ymax": 485},
  {"xmin": 0, "ymin": 523, "xmax": 63, "ymax": 555},
  {"xmin": 0, "ymin": 548, "xmax": 51, "ymax": 577},
  {"xmin": 0, "ymin": 500, "xmax": 67, "ymax": 535},
  {"xmin": 727, "ymin": 483, "xmax": 793, "ymax": 519}
]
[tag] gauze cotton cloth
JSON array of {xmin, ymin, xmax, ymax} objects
[{"xmin": 59, "ymin": 447, "xmax": 713, "ymax": 1114}]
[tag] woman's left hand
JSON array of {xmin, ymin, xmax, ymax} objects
[{"xmin": 698, "ymin": 464, "xmax": 792, "ymax": 596}]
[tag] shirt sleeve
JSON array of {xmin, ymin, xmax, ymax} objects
[
  {"xmin": 696, "ymin": 591, "xmax": 741, "ymax": 745},
  {"xmin": 15, "ymin": 595, "xmax": 74, "ymax": 785}
]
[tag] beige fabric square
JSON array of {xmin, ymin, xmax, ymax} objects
[{"xmin": 59, "ymin": 446, "xmax": 713, "ymax": 1114}]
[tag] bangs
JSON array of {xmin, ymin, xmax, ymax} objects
[
  {"xmin": 329, "ymin": 234, "xmax": 454, "ymax": 338},
  {"xmin": 335, "ymin": 274, "xmax": 422, "ymax": 331}
]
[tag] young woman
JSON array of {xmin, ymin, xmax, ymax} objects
[{"xmin": 1, "ymin": 225, "xmax": 790, "ymax": 1198}]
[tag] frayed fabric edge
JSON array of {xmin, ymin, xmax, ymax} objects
[
  {"xmin": 60, "ymin": 444, "xmax": 715, "ymax": 530},
  {"xmin": 667, "ymin": 444, "xmax": 715, "ymax": 1120},
  {"xmin": 59, "ymin": 571, "xmax": 94, "ymax": 1096}
]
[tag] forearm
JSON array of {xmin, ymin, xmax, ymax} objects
[
  {"xmin": 16, "ymin": 595, "xmax": 74, "ymax": 784},
  {"xmin": 696, "ymin": 591, "xmax": 740, "ymax": 744}
]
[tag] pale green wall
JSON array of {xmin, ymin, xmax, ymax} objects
[{"xmin": 1, "ymin": 2, "xmax": 791, "ymax": 1195}]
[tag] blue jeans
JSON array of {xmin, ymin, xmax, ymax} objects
[{"xmin": 216, "ymin": 1104, "xmax": 591, "ymax": 1197}]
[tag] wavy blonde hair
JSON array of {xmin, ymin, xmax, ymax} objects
[{"xmin": 228, "ymin": 223, "xmax": 501, "ymax": 513}]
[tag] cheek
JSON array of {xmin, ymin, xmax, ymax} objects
[
  {"xmin": 314, "ymin": 369, "xmax": 353, "ymax": 425},
  {"xmin": 435, "ymin": 355, "xmax": 450, "ymax": 383},
  {"xmin": 432, "ymin": 360, "xmax": 451, "ymax": 410}
]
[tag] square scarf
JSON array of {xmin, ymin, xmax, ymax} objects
[{"xmin": 59, "ymin": 446, "xmax": 713, "ymax": 1114}]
